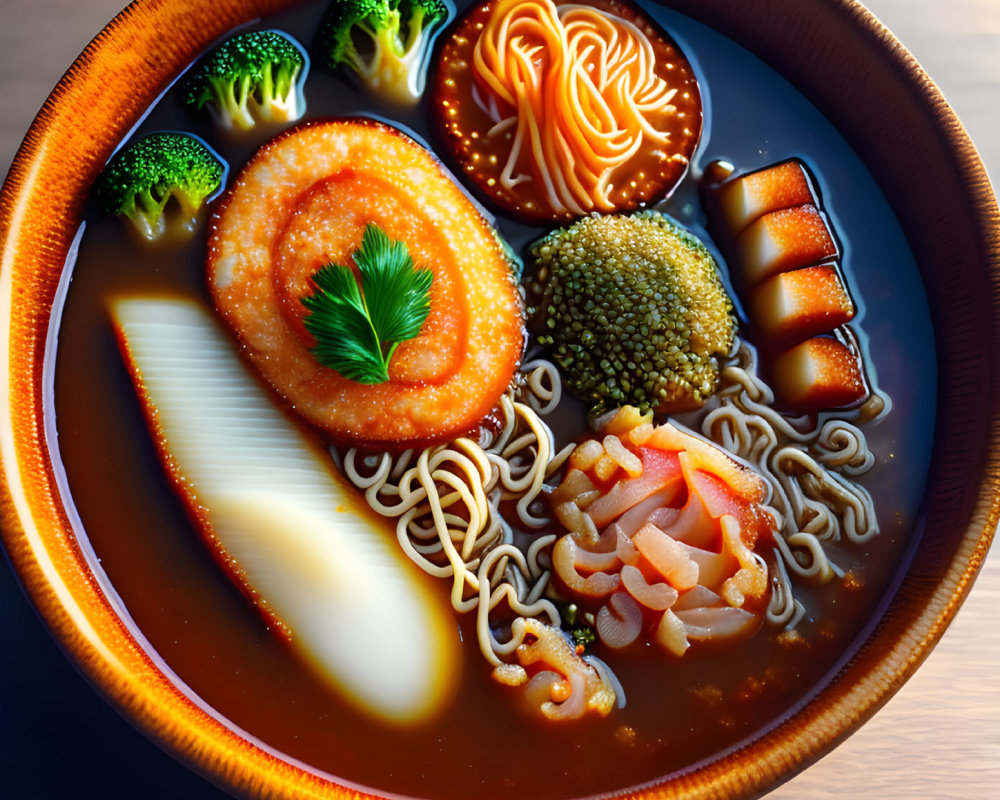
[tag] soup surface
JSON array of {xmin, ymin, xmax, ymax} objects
[{"xmin": 50, "ymin": 1, "xmax": 936, "ymax": 798}]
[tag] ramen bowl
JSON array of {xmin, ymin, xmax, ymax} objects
[{"xmin": 0, "ymin": 0, "xmax": 997, "ymax": 798}]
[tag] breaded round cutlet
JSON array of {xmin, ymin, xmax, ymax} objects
[{"xmin": 207, "ymin": 118, "xmax": 524, "ymax": 446}]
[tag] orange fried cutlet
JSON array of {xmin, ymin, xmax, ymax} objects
[
  {"xmin": 718, "ymin": 160, "xmax": 815, "ymax": 233},
  {"xmin": 737, "ymin": 203, "xmax": 838, "ymax": 285},
  {"xmin": 207, "ymin": 118, "xmax": 524, "ymax": 447}
]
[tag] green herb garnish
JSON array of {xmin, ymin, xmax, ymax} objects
[{"xmin": 302, "ymin": 224, "xmax": 433, "ymax": 384}]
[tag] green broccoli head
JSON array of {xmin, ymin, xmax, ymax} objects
[
  {"xmin": 181, "ymin": 29, "xmax": 308, "ymax": 130},
  {"xmin": 528, "ymin": 211, "xmax": 737, "ymax": 418},
  {"xmin": 316, "ymin": 0, "xmax": 451, "ymax": 106},
  {"xmin": 96, "ymin": 131, "xmax": 226, "ymax": 243}
]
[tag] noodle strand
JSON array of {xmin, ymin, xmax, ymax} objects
[{"xmin": 472, "ymin": 0, "xmax": 684, "ymax": 214}]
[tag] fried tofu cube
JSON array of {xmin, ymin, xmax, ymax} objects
[
  {"xmin": 750, "ymin": 265, "xmax": 855, "ymax": 346},
  {"xmin": 772, "ymin": 336, "xmax": 866, "ymax": 410},
  {"xmin": 718, "ymin": 160, "xmax": 815, "ymax": 233},
  {"xmin": 738, "ymin": 204, "xmax": 838, "ymax": 286}
]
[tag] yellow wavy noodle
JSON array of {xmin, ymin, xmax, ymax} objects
[
  {"xmin": 700, "ymin": 338, "xmax": 884, "ymax": 629},
  {"xmin": 341, "ymin": 363, "xmax": 620, "ymax": 719}
]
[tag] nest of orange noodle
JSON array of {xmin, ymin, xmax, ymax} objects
[{"xmin": 431, "ymin": 0, "xmax": 703, "ymax": 223}]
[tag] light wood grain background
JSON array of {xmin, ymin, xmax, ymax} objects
[{"xmin": 1, "ymin": 1, "xmax": 997, "ymax": 798}]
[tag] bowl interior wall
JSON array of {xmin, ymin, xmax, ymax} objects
[{"xmin": 0, "ymin": 0, "xmax": 997, "ymax": 798}]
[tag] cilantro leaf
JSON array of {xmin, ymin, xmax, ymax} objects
[
  {"xmin": 302, "ymin": 224, "xmax": 433, "ymax": 384},
  {"xmin": 355, "ymin": 224, "xmax": 433, "ymax": 345}
]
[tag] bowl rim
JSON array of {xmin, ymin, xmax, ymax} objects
[{"xmin": 1, "ymin": 0, "xmax": 998, "ymax": 798}]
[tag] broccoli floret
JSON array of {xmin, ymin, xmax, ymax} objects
[
  {"xmin": 529, "ymin": 211, "xmax": 737, "ymax": 418},
  {"xmin": 316, "ymin": 0, "xmax": 452, "ymax": 106},
  {"xmin": 181, "ymin": 29, "xmax": 308, "ymax": 130},
  {"xmin": 96, "ymin": 131, "xmax": 226, "ymax": 243}
]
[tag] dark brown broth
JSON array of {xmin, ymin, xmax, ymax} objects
[{"xmin": 50, "ymin": 2, "xmax": 936, "ymax": 798}]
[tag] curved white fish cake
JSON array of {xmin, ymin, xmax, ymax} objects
[{"xmin": 111, "ymin": 296, "xmax": 460, "ymax": 724}]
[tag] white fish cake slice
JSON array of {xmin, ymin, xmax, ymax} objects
[{"xmin": 111, "ymin": 296, "xmax": 460, "ymax": 724}]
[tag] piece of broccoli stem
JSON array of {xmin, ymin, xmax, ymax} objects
[
  {"xmin": 356, "ymin": 9, "xmax": 432, "ymax": 103},
  {"xmin": 130, "ymin": 186, "xmax": 199, "ymax": 242},
  {"xmin": 207, "ymin": 73, "xmax": 256, "ymax": 130},
  {"xmin": 206, "ymin": 62, "xmax": 301, "ymax": 129},
  {"xmin": 319, "ymin": 0, "xmax": 450, "ymax": 106}
]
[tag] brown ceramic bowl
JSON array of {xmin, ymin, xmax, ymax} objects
[{"xmin": 1, "ymin": 0, "xmax": 997, "ymax": 798}]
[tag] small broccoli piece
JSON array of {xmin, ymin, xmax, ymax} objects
[
  {"xmin": 316, "ymin": 0, "xmax": 451, "ymax": 106},
  {"xmin": 560, "ymin": 603, "xmax": 597, "ymax": 653},
  {"xmin": 181, "ymin": 29, "xmax": 308, "ymax": 130},
  {"xmin": 96, "ymin": 131, "xmax": 226, "ymax": 243},
  {"xmin": 529, "ymin": 211, "xmax": 736, "ymax": 418}
]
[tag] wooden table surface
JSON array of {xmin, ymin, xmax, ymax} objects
[{"xmin": 1, "ymin": 1, "xmax": 997, "ymax": 798}]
